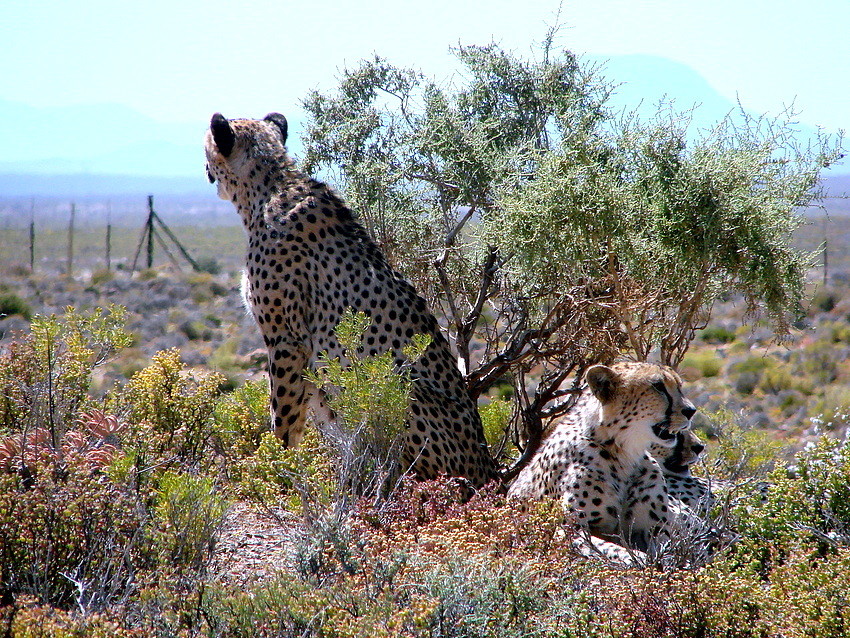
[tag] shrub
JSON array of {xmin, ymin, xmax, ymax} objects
[
  {"xmin": 306, "ymin": 309, "xmax": 430, "ymax": 500},
  {"xmin": 180, "ymin": 319, "xmax": 213, "ymax": 341},
  {"xmin": 699, "ymin": 325, "xmax": 736, "ymax": 344},
  {"xmin": 90, "ymin": 268, "xmax": 114, "ymax": 286},
  {"xmin": 122, "ymin": 348, "xmax": 224, "ymax": 472},
  {"xmin": 681, "ymin": 349, "xmax": 723, "ymax": 378},
  {"xmin": 0, "ymin": 453, "xmax": 144, "ymax": 611},
  {"xmin": 213, "ymin": 378, "xmax": 270, "ymax": 458},
  {"xmin": 811, "ymin": 387, "xmax": 850, "ymax": 431},
  {"xmin": 0, "ymin": 306, "xmax": 133, "ymax": 434},
  {"xmin": 758, "ymin": 363, "xmax": 813, "ymax": 395},
  {"xmin": 152, "ymin": 472, "xmax": 229, "ymax": 575},
  {"xmin": 706, "ymin": 411, "xmax": 786, "ymax": 481},
  {"xmin": 195, "ymin": 257, "xmax": 222, "ymax": 275},
  {"xmin": 0, "ymin": 293, "xmax": 31, "ymax": 320},
  {"xmin": 792, "ymin": 338, "xmax": 840, "ymax": 385},
  {"xmin": 478, "ymin": 397, "xmax": 513, "ymax": 449},
  {"xmin": 0, "ymin": 599, "xmax": 139, "ymax": 638},
  {"xmin": 733, "ymin": 437, "xmax": 850, "ymax": 571},
  {"xmin": 811, "ymin": 288, "xmax": 838, "ymax": 313},
  {"xmin": 234, "ymin": 429, "xmax": 334, "ymax": 512}
]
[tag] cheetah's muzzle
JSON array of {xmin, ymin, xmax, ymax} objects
[{"xmin": 652, "ymin": 421, "xmax": 675, "ymax": 441}]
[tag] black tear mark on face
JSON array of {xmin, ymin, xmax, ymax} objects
[
  {"xmin": 206, "ymin": 165, "xmax": 215, "ymax": 184},
  {"xmin": 651, "ymin": 379, "xmax": 675, "ymax": 441},
  {"xmin": 663, "ymin": 433, "xmax": 691, "ymax": 475}
]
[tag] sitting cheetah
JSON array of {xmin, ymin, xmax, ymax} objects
[
  {"xmin": 204, "ymin": 112, "xmax": 498, "ymax": 486},
  {"xmin": 508, "ymin": 362, "xmax": 696, "ymax": 552}
]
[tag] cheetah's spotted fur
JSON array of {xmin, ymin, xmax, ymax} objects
[{"xmin": 205, "ymin": 113, "xmax": 498, "ymax": 486}]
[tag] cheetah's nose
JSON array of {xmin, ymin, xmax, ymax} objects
[
  {"xmin": 691, "ymin": 442, "xmax": 705, "ymax": 456},
  {"xmin": 682, "ymin": 406, "xmax": 696, "ymax": 420}
]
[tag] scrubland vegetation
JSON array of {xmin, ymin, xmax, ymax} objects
[
  {"xmin": 2, "ymin": 34, "xmax": 850, "ymax": 636},
  {"xmin": 2, "ymin": 306, "xmax": 850, "ymax": 636}
]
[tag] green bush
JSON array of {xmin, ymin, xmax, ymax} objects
[
  {"xmin": 792, "ymin": 338, "xmax": 840, "ymax": 385},
  {"xmin": 758, "ymin": 363, "xmax": 813, "ymax": 395},
  {"xmin": 479, "ymin": 397, "xmax": 513, "ymax": 448},
  {"xmin": 0, "ymin": 306, "xmax": 132, "ymax": 433},
  {"xmin": 811, "ymin": 288, "xmax": 839, "ymax": 313},
  {"xmin": 733, "ymin": 437, "xmax": 850, "ymax": 570},
  {"xmin": 180, "ymin": 319, "xmax": 213, "ymax": 341},
  {"xmin": 234, "ymin": 430, "xmax": 334, "ymax": 512},
  {"xmin": 699, "ymin": 325, "xmax": 736, "ymax": 344},
  {"xmin": 812, "ymin": 386, "xmax": 850, "ymax": 431},
  {"xmin": 306, "ymin": 309, "xmax": 430, "ymax": 499},
  {"xmin": 682, "ymin": 349, "xmax": 724, "ymax": 378},
  {"xmin": 153, "ymin": 472, "xmax": 229, "ymax": 574},
  {"xmin": 0, "ymin": 293, "xmax": 31, "ymax": 320},
  {"xmin": 122, "ymin": 348, "xmax": 224, "ymax": 471},
  {"xmin": 90, "ymin": 268, "xmax": 114, "ymax": 286},
  {"xmin": 213, "ymin": 378, "xmax": 270, "ymax": 458},
  {"xmin": 706, "ymin": 411, "xmax": 786, "ymax": 480},
  {"xmin": 195, "ymin": 257, "xmax": 222, "ymax": 275}
]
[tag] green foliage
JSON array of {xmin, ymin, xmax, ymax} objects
[
  {"xmin": 733, "ymin": 437, "xmax": 850, "ymax": 570},
  {"xmin": 706, "ymin": 411, "xmax": 786, "ymax": 480},
  {"xmin": 699, "ymin": 325, "xmax": 736, "ymax": 344},
  {"xmin": 122, "ymin": 348, "xmax": 224, "ymax": 471},
  {"xmin": 234, "ymin": 430, "xmax": 334, "ymax": 512},
  {"xmin": 0, "ymin": 293, "xmax": 32, "ymax": 320},
  {"xmin": 212, "ymin": 378, "xmax": 270, "ymax": 458},
  {"xmin": 90, "ymin": 268, "xmax": 114, "ymax": 286},
  {"xmin": 682, "ymin": 349, "xmax": 724, "ymax": 378},
  {"xmin": 195, "ymin": 256, "xmax": 222, "ymax": 275},
  {"xmin": 758, "ymin": 361, "xmax": 814, "ymax": 395},
  {"xmin": 301, "ymin": 38, "xmax": 842, "ymax": 418},
  {"xmin": 792, "ymin": 338, "xmax": 840, "ymax": 385},
  {"xmin": 153, "ymin": 472, "xmax": 229, "ymax": 573},
  {"xmin": 0, "ymin": 306, "xmax": 132, "ymax": 433},
  {"xmin": 811, "ymin": 288, "xmax": 839, "ymax": 313},
  {"xmin": 180, "ymin": 319, "xmax": 213, "ymax": 341},
  {"xmin": 478, "ymin": 397, "xmax": 513, "ymax": 448},
  {"xmin": 306, "ymin": 309, "xmax": 430, "ymax": 497},
  {"xmin": 813, "ymin": 386, "xmax": 850, "ymax": 430}
]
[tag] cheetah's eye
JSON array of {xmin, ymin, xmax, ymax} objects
[{"xmin": 651, "ymin": 380, "xmax": 667, "ymax": 395}]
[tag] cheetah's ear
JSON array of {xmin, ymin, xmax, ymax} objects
[
  {"xmin": 264, "ymin": 113, "xmax": 288, "ymax": 145},
  {"xmin": 210, "ymin": 113, "xmax": 235, "ymax": 157},
  {"xmin": 586, "ymin": 365, "xmax": 619, "ymax": 404}
]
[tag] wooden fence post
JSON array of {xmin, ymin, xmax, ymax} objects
[
  {"xmin": 29, "ymin": 199, "xmax": 35, "ymax": 272},
  {"xmin": 66, "ymin": 202, "xmax": 76, "ymax": 279}
]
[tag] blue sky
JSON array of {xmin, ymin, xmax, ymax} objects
[{"xmin": 1, "ymin": 0, "xmax": 848, "ymax": 173}]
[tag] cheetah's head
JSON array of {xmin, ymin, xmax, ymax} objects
[
  {"xmin": 204, "ymin": 112, "xmax": 289, "ymax": 201},
  {"xmin": 650, "ymin": 429, "xmax": 706, "ymax": 477},
  {"xmin": 586, "ymin": 362, "xmax": 696, "ymax": 461}
]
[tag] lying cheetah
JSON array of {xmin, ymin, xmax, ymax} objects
[
  {"xmin": 204, "ymin": 112, "xmax": 498, "ymax": 486},
  {"xmin": 649, "ymin": 430, "xmax": 714, "ymax": 515},
  {"xmin": 508, "ymin": 362, "xmax": 696, "ymax": 552}
]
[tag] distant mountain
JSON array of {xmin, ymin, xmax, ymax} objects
[
  {"xmin": 585, "ymin": 54, "xmax": 738, "ymax": 132},
  {"xmin": 0, "ymin": 173, "xmax": 211, "ymax": 199},
  {"xmin": 0, "ymin": 55, "xmax": 843, "ymax": 199},
  {"xmin": 0, "ymin": 100, "xmax": 307, "ymax": 184}
]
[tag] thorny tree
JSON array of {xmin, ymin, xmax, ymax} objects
[{"xmin": 300, "ymin": 37, "xmax": 843, "ymax": 472}]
